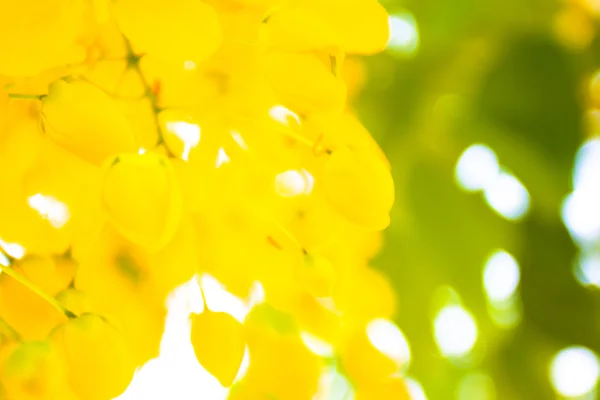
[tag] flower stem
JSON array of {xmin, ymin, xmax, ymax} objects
[
  {"xmin": 8, "ymin": 93, "xmax": 44, "ymax": 100},
  {"xmin": 122, "ymin": 37, "xmax": 175, "ymax": 157},
  {"xmin": 0, "ymin": 264, "xmax": 75, "ymax": 319}
]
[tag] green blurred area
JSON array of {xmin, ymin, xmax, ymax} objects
[{"xmin": 360, "ymin": 0, "xmax": 600, "ymax": 398}]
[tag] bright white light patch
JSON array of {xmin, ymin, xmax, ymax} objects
[
  {"xmin": 0, "ymin": 253, "xmax": 9, "ymax": 267},
  {"xmin": 562, "ymin": 191, "xmax": 600, "ymax": 245},
  {"xmin": 248, "ymin": 281, "xmax": 265, "ymax": 307},
  {"xmin": 576, "ymin": 253, "xmax": 600, "ymax": 287},
  {"xmin": 550, "ymin": 346, "xmax": 600, "ymax": 397},
  {"xmin": 573, "ymin": 138, "xmax": 600, "ymax": 191},
  {"xmin": 184, "ymin": 60, "xmax": 197, "ymax": 71},
  {"xmin": 230, "ymin": 131, "xmax": 248, "ymax": 151},
  {"xmin": 301, "ymin": 331, "xmax": 334, "ymax": 358},
  {"xmin": 434, "ymin": 305, "xmax": 478, "ymax": 358},
  {"xmin": 483, "ymin": 171, "xmax": 530, "ymax": 221},
  {"xmin": 406, "ymin": 378, "xmax": 428, "ymax": 400},
  {"xmin": 200, "ymin": 274, "xmax": 249, "ymax": 323},
  {"xmin": 387, "ymin": 13, "xmax": 419, "ymax": 56},
  {"xmin": 269, "ymin": 105, "xmax": 301, "ymax": 127},
  {"xmin": 562, "ymin": 139, "xmax": 600, "ymax": 245},
  {"xmin": 329, "ymin": 372, "xmax": 354, "ymax": 400},
  {"xmin": 316, "ymin": 297, "xmax": 342, "ymax": 316},
  {"xmin": 275, "ymin": 169, "xmax": 314, "ymax": 197},
  {"xmin": 115, "ymin": 277, "xmax": 227, "ymax": 400},
  {"xmin": 314, "ymin": 368, "xmax": 354, "ymax": 400},
  {"xmin": 234, "ymin": 347, "xmax": 250, "ymax": 383},
  {"xmin": 0, "ymin": 239, "xmax": 25, "ymax": 260},
  {"xmin": 27, "ymin": 194, "xmax": 70, "ymax": 229},
  {"xmin": 215, "ymin": 148, "xmax": 230, "ymax": 168},
  {"xmin": 483, "ymin": 250, "xmax": 520, "ymax": 303},
  {"xmin": 166, "ymin": 121, "xmax": 201, "ymax": 162},
  {"xmin": 455, "ymin": 144, "xmax": 500, "ymax": 192},
  {"xmin": 366, "ymin": 318, "xmax": 411, "ymax": 368}
]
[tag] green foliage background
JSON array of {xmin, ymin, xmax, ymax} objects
[{"xmin": 359, "ymin": 0, "xmax": 599, "ymax": 398}]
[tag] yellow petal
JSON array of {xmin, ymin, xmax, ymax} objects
[
  {"xmin": 42, "ymin": 79, "xmax": 137, "ymax": 165},
  {"xmin": 101, "ymin": 153, "xmax": 183, "ymax": 252},
  {"xmin": 190, "ymin": 311, "xmax": 246, "ymax": 387},
  {"xmin": 116, "ymin": 0, "xmax": 223, "ymax": 63},
  {"xmin": 51, "ymin": 314, "xmax": 136, "ymax": 400},
  {"xmin": 322, "ymin": 147, "xmax": 394, "ymax": 230},
  {"xmin": 264, "ymin": 51, "xmax": 347, "ymax": 114}
]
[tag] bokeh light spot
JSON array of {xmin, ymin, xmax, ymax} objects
[
  {"xmin": 387, "ymin": 12, "xmax": 419, "ymax": 56},
  {"xmin": 315, "ymin": 368, "xmax": 354, "ymax": 400},
  {"xmin": 562, "ymin": 192, "xmax": 600, "ymax": 245},
  {"xmin": 406, "ymin": 378, "xmax": 428, "ymax": 400},
  {"xmin": 434, "ymin": 305, "xmax": 478, "ymax": 358},
  {"xmin": 563, "ymin": 139, "xmax": 600, "ymax": 245},
  {"xmin": 550, "ymin": 346, "xmax": 600, "ymax": 397},
  {"xmin": 455, "ymin": 144, "xmax": 500, "ymax": 192},
  {"xmin": 575, "ymin": 252, "xmax": 600, "ymax": 287},
  {"xmin": 483, "ymin": 171, "xmax": 530, "ymax": 221},
  {"xmin": 366, "ymin": 318, "xmax": 411, "ymax": 368},
  {"xmin": 300, "ymin": 331, "xmax": 334, "ymax": 358},
  {"xmin": 483, "ymin": 250, "xmax": 520, "ymax": 303}
]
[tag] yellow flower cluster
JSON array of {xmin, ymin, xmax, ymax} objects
[{"xmin": 0, "ymin": 0, "xmax": 407, "ymax": 398}]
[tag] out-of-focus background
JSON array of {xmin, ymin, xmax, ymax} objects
[{"xmin": 362, "ymin": 0, "xmax": 600, "ymax": 398}]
